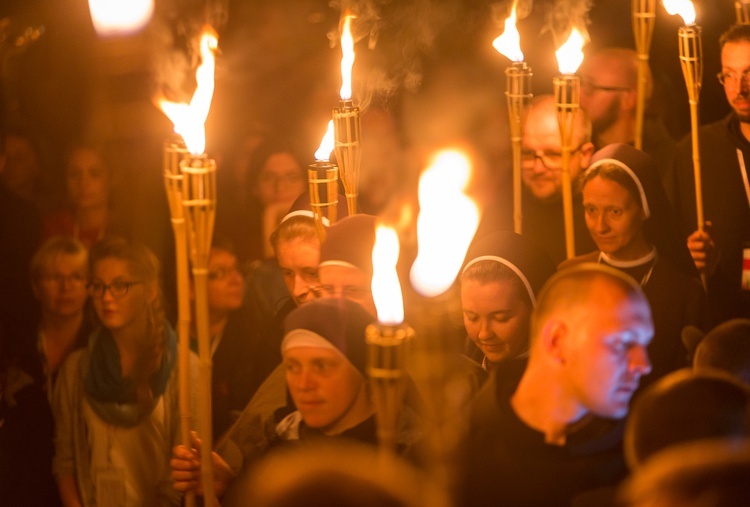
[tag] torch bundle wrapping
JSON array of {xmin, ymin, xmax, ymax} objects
[
  {"xmin": 632, "ymin": 0, "xmax": 656, "ymax": 150},
  {"xmin": 553, "ymin": 75, "xmax": 580, "ymax": 260},
  {"xmin": 366, "ymin": 323, "xmax": 414, "ymax": 453},
  {"xmin": 333, "ymin": 100, "xmax": 362, "ymax": 216},
  {"xmin": 308, "ymin": 162, "xmax": 339, "ymax": 243},
  {"xmin": 505, "ymin": 62, "xmax": 533, "ymax": 234},
  {"xmin": 180, "ymin": 154, "xmax": 217, "ymax": 504}
]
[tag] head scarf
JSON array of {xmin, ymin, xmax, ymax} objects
[
  {"xmin": 462, "ymin": 231, "xmax": 556, "ymax": 305},
  {"xmin": 318, "ymin": 214, "xmax": 377, "ymax": 276}
]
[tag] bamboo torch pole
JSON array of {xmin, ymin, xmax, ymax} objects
[
  {"xmin": 181, "ymin": 155, "xmax": 217, "ymax": 506},
  {"xmin": 632, "ymin": 0, "xmax": 656, "ymax": 150},
  {"xmin": 506, "ymin": 63, "xmax": 533, "ymax": 234},
  {"xmin": 737, "ymin": 1, "xmax": 750, "ymax": 24},
  {"xmin": 163, "ymin": 137, "xmax": 194, "ymax": 507}
]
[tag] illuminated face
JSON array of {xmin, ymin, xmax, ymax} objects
[
  {"xmin": 277, "ymin": 236, "xmax": 320, "ymax": 307},
  {"xmin": 33, "ymin": 253, "xmax": 88, "ymax": 318},
  {"xmin": 461, "ymin": 279, "xmax": 531, "ymax": 364},
  {"xmin": 256, "ymin": 152, "xmax": 306, "ymax": 206},
  {"xmin": 316, "ymin": 264, "xmax": 376, "ymax": 317},
  {"xmin": 90, "ymin": 257, "xmax": 154, "ymax": 333},
  {"xmin": 206, "ymin": 248, "xmax": 244, "ymax": 315},
  {"xmin": 561, "ymin": 280, "xmax": 653, "ymax": 419},
  {"xmin": 583, "ymin": 176, "xmax": 648, "ymax": 261},
  {"xmin": 721, "ymin": 41, "xmax": 750, "ymax": 123},
  {"xmin": 283, "ymin": 346, "xmax": 368, "ymax": 435},
  {"xmin": 66, "ymin": 148, "xmax": 110, "ymax": 210},
  {"xmin": 521, "ymin": 107, "xmax": 591, "ymax": 201}
]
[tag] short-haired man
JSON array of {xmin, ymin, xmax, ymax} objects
[
  {"xmin": 668, "ymin": 24, "xmax": 750, "ymax": 323},
  {"xmin": 458, "ymin": 264, "xmax": 654, "ymax": 507},
  {"xmin": 579, "ymin": 47, "xmax": 675, "ymax": 173}
]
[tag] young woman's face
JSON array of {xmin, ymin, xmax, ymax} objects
[
  {"xmin": 66, "ymin": 148, "xmax": 110, "ymax": 210},
  {"xmin": 255, "ymin": 152, "xmax": 305, "ymax": 206},
  {"xmin": 206, "ymin": 248, "xmax": 244, "ymax": 314},
  {"xmin": 89, "ymin": 257, "xmax": 154, "ymax": 332},
  {"xmin": 461, "ymin": 279, "xmax": 531, "ymax": 364}
]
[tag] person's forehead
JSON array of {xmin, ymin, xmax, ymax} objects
[
  {"xmin": 263, "ymin": 152, "xmax": 301, "ymax": 174},
  {"xmin": 722, "ymin": 40, "xmax": 750, "ymax": 67},
  {"xmin": 318, "ymin": 264, "xmax": 368, "ymax": 285},
  {"xmin": 45, "ymin": 252, "xmax": 87, "ymax": 272},
  {"xmin": 283, "ymin": 345, "xmax": 342, "ymax": 361},
  {"xmin": 209, "ymin": 248, "xmax": 237, "ymax": 265}
]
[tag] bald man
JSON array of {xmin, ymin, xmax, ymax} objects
[{"xmin": 459, "ymin": 264, "xmax": 654, "ymax": 507}]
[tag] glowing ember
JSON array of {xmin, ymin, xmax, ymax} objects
[
  {"xmin": 158, "ymin": 26, "xmax": 219, "ymax": 156},
  {"xmin": 662, "ymin": 0, "xmax": 696, "ymax": 25},
  {"xmin": 555, "ymin": 28, "xmax": 585, "ymax": 75},
  {"xmin": 372, "ymin": 225, "xmax": 404, "ymax": 326},
  {"xmin": 315, "ymin": 120, "xmax": 335, "ymax": 161},
  {"xmin": 492, "ymin": 2, "xmax": 523, "ymax": 62},
  {"xmin": 410, "ymin": 150, "xmax": 480, "ymax": 297},
  {"xmin": 339, "ymin": 14, "xmax": 355, "ymax": 100},
  {"xmin": 88, "ymin": 0, "xmax": 154, "ymax": 36}
]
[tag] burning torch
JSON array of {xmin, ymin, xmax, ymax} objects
[
  {"xmin": 333, "ymin": 13, "xmax": 362, "ymax": 216},
  {"xmin": 553, "ymin": 28, "xmax": 586, "ymax": 260},
  {"xmin": 158, "ymin": 25, "xmax": 218, "ymax": 506},
  {"xmin": 309, "ymin": 120, "xmax": 339, "ymax": 243},
  {"xmin": 493, "ymin": 0, "xmax": 532, "ymax": 235},
  {"xmin": 368, "ymin": 225, "xmax": 414, "ymax": 453}
]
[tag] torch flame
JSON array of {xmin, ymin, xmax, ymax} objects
[
  {"xmin": 315, "ymin": 120, "xmax": 335, "ymax": 161},
  {"xmin": 662, "ymin": 0, "xmax": 696, "ymax": 25},
  {"xmin": 492, "ymin": 2, "xmax": 524, "ymax": 62},
  {"xmin": 339, "ymin": 14, "xmax": 355, "ymax": 100},
  {"xmin": 372, "ymin": 225, "xmax": 404, "ymax": 326},
  {"xmin": 410, "ymin": 150, "xmax": 480, "ymax": 297},
  {"xmin": 555, "ymin": 28, "xmax": 586, "ymax": 75},
  {"xmin": 158, "ymin": 26, "xmax": 219, "ymax": 156},
  {"xmin": 88, "ymin": 0, "xmax": 154, "ymax": 36}
]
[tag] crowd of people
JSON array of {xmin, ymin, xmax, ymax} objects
[{"xmin": 1, "ymin": 12, "xmax": 750, "ymax": 507}]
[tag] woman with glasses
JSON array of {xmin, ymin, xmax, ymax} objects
[
  {"xmin": 215, "ymin": 140, "xmax": 307, "ymax": 264},
  {"xmin": 28, "ymin": 236, "xmax": 91, "ymax": 399},
  {"xmin": 561, "ymin": 144, "xmax": 707, "ymax": 388},
  {"xmin": 53, "ymin": 237, "xmax": 191, "ymax": 506}
]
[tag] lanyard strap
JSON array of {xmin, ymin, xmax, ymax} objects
[{"xmin": 735, "ymin": 148, "xmax": 750, "ymax": 210}]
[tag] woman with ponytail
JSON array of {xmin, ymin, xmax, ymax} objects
[{"xmin": 53, "ymin": 237, "xmax": 191, "ymax": 506}]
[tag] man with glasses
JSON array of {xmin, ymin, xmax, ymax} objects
[
  {"xmin": 579, "ymin": 48, "xmax": 675, "ymax": 173},
  {"xmin": 518, "ymin": 95, "xmax": 596, "ymax": 264},
  {"xmin": 667, "ymin": 23, "xmax": 750, "ymax": 324}
]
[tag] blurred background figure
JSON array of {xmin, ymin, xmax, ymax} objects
[
  {"xmin": 624, "ymin": 369, "xmax": 750, "ymax": 470},
  {"xmin": 216, "ymin": 140, "xmax": 307, "ymax": 264},
  {"xmin": 618, "ymin": 440, "xmax": 750, "ymax": 507},
  {"xmin": 0, "ymin": 126, "xmax": 49, "ymax": 212},
  {"xmin": 691, "ymin": 319, "xmax": 750, "ymax": 385},
  {"xmin": 28, "ymin": 236, "xmax": 91, "ymax": 398},
  {"xmin": 358, "ymin": 106, "xmax": 405, "ymax": 215},
  {"xmin": 579, "ymin": 48, "xmax": 675, "ymax": 175},
  {"xmin": 0, "ymin": 325, "xmax": 60, "ymax": 507},
  {"xmin": 43, "ymin": 145, "xmax": 113, "ymax": 249},
  {"xmin": 222, "ymin": 441, "xmax": 451, "ymax": 507}
]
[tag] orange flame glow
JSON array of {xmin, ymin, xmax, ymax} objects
[
  {"xmin": 88, "ymin": 0, "xmax": 154, "ymax": 36},
  {"xmin": 662, "ymin": 0, "xmax": 696, "ymax": 25},
  {"xmin": 339, "ymin": 14, "xmax": 355, "ymax": 100},
  {"xmin": 555, "ymin": 28, "xmax": 586, "ymax": 75},
  {"xmin": 158, "ymin": 26, "xmax": 219, "ymax": 156},
  {"xmin": 315, "ymin": 120, "xmax": 335, "ymax": 161},
  {"xmin": 372, "ymin": 225, "xmax": 404, "ymax": 325},
  {"xmin": 410, "ymin": 150, "xmax": 480, "ymax": 297},
  {"xmin": 492, "ymin": 2, "xmax": 523, "ymax": 62}
]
